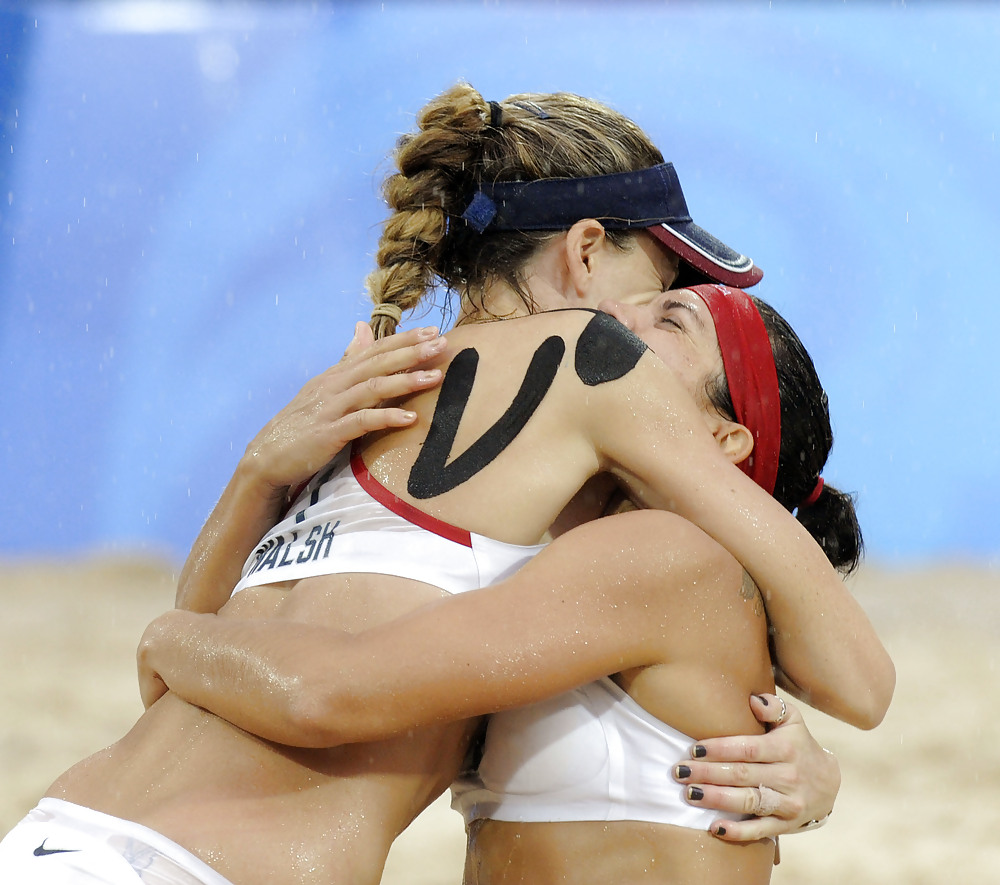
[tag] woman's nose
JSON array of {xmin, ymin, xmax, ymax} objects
[{"xmin": 596, "ymin": 299, "xmax": 635, "ymax": 330}]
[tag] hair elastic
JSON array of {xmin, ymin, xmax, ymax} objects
[
  {"xmin": 370, "ymin": 302, "xmax": 403, "ymax": 323},
  {"xmin": 488, "ymin": 100, "xmax": 503, "ymax": 129},
  {"xmin": 689, "ymin": 284, "xmax": 781, "ymax": 496},
  {"xmin": 801, "ymin": 477, "xmax": 824, "ymax": 509}
]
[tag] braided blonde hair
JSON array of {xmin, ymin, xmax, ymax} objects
[{"xmin": 366, "ymin": 83, "xmax": 664, "ymax": 338}]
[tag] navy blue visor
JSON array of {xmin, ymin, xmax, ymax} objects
[{"xmin": 461, "ymin": 162, "xmax": 762, "ymax": 288}]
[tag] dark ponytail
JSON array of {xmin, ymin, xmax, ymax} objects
[
  {"xmin": 794, "ymin": 482, "xmax": 863, "ymax": 575},
  {"xmin": 705, "ymin": 298, "xmax": 864, "ymax": 574}
]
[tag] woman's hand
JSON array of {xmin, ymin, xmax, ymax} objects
[
  {"xmin": 243, "ymin": 322, "xmax": 447, "ymax": 494},
  {"xmin": 174, "ymin": 322, "xmax": 446, "ymax": 614},
  {"xmin": 137, "ymin": 610, "xmax": 188, "ymax": 709},
  {"xmin": 672, "ymin": 693, "xmax": 839, "ymax": 841}
]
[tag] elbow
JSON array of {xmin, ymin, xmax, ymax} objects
[
  {"xmin": 855, "ymin": 657, "xmax": 896, "ymax": 730},
  {"xmin": 280, "ymin": 676, "xmax": 357, "ymax": 748},
  {"xmin": 838, "ymin": 656, "xmax": 895, "ymax": 731}
]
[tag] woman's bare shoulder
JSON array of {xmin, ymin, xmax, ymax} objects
[
  {"xmin": 561, "ymin": 509, "xmax": 744, "ymax": 592},
  {"xmin": 450, "ymin": 309, "xmax": 649, "ymax": 388}
]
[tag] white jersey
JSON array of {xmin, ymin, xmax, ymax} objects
[{"xmin": 233, "ymin": 445, "xmax": 546, "ymax": 597}]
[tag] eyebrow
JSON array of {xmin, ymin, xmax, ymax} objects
[{"xmin": 661, "ymin": 298, "xmax": 706, "ymax": 328}]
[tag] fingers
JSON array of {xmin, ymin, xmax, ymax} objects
[
  {"xmin": 324, "ymin": 407, "xmax": 420, "ymax": 445},
  {"xmin": 341, "ymin": 325, "xmax": 444, "ymax": 378},
  {"xmin": 136, "ymin": 622, "xmax": 170, "ymax": 709},
  {"xmin": 675, "ymin": 764, "xmax": 800, "ymax": 809},
  {"xmin": 750, "ymin": 692, "xmax": 793, "ymax": 730},
  {"xmin": 705, "ymin": 815, "xmax": 787, "ymax": 843},
  {"xmin": 341, "ymin": 366, "xmax": 442, "ymax": 411},
  {"xmin": 673, "ymin": 693, "xmax": 839, "ymax": 841},
  {"xmin": 682, "ymin": 696, "xmax": 805, "ymax": 766},
  {"xmin": 343, "ymin": 321, "xmax": 375, "ymax": 357},
  {"xmin": 674, "ymin": 760, "xmax": 796, "ymax": 792},
  {"xmin": 685, "ymin": 734, "xmax": 787, "ymax": 767},
  {"xmin": 139, "ymin": 671, "xmax": 169, "ymax": 710},
  {"xmin": 243, "ymin": 326, "xmax": 449, "ymax": 490},
  {"xmin": 679, "ymin": 778, "xmax": 806, "ymax": 842},
  {"xmin": 334, "ymin": 330, "xmax": 445, "ymax": 402}
]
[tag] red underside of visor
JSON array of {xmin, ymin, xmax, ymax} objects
[{"xmin": 647, "ymin": 226, "xmax": 763, "ymax": 289}]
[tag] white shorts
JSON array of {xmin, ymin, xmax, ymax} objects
[{"xmin": 0, "ymin": 798, "xmax": 234, "ymax": 885}]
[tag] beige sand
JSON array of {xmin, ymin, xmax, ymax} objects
[{"xmin": 2, "ymin": 555, "xmax": 997, "ymax": 884}]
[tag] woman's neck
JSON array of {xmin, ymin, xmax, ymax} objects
[{"xmin": 454, "ymin": 277, "xmax": 578, "ymax": 327}]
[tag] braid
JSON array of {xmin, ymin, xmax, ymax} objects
[
  {"xmin": 367, "ymin": 83, "xmax": 664, "ymax": 336},
  {"xmin": 367, "ymin": 85, "xmax": 490, "ymax": 338}
]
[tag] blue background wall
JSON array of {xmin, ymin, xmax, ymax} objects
[{"xmin": 1, "ymin": 1, "xmax": 997, "ymax": 565}]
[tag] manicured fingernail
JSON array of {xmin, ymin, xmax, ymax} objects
[
  {"xmin": 715, "ymin": 826, "xmax": 727, "ymax": 836},
  {"xmin": 687, "ymin": 787, "xmax": 704, "ymax": 802},
  {"xmin": 420, "ymin": 340, "xmax": 446, "ymax": 358},
  {"xmin": 756, "ymin": 694, "xmax": 769, "ymax": 705},
  {"xmin": 416, "ymin": 370, "xmax": 441, "ymax": 383},
  {"xmin": 417, "ymin": 326, "xmax": 439, "ymax": 339},
  {"xmin": 675, "ymin": 765, "xmax": 691, "ymax": 779},
  {"xmin": 692, "ymin": 745, "xmax": 707, "ymax": 758}
]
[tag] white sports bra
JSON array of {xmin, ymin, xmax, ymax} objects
[
  {"xmin": 451, "ymin": 677, "xmax": 727, "ymax": 830},
  {"xmin": 235, "ymin": 446, "xmax": 730, "ymax": 832},
  {"xmin": 234, "ymin": 445, "xmax": 546, "ymax": 596}
]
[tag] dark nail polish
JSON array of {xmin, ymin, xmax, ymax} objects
[
  {"xmin": 675, "ymin": 765, "xmax": 691, "ymax": 779},
  {"xmin": 693, "ymin": 745, "xmax": 707, "ymax": 758},
  {"xmin": 716, "ymin": 826, "xmax": 727, "ymax": 836},
  {"xmin": 687, "ymin": 787, "xmax": 704, "ymax": 802}
]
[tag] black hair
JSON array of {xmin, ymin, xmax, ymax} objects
[{"xmin": 704, "ymin": 297, "xmax": 864, "ymax": 574}]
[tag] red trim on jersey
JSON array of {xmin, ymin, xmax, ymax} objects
[{"xmin": 351, "ymin": 448, "xmax": 473, "ymax": 547}]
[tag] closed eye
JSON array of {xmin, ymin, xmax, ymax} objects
[{"xmin": 658, "ymin": 298, "xmax": 704, "ymax": 331}]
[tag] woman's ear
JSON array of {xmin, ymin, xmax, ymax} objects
[
  {"xmin": 713, "ymin": 419, "xmax": 755, "ymax": 466},
  {"xmin": 563, "ymin": 219, "xmax": 610, "ymax": 299}
]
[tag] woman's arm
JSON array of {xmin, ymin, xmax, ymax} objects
[
  {"xmin": 142, "ymin": 510, "xmax": 752, "ymax": 743},
  {"xmin": 586, "ymin": 348, "xmax": 894, "ymax": 729},
  {"xmin": 140, "ymin": 509, "xmax": 840, "ymax": 839},
  {"xmin": 175, "ymin": 323, "xmax": 447, "ymax": 613}
]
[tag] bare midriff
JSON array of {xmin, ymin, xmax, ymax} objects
[
  {"xmin": 465, "ymin": 819, "xmax": 775, "ymax": 885},
  {"xmin": 45, "ymin": 575, "xmax": 479, "ymax": 885}
]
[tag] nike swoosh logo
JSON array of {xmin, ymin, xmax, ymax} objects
[{"xmin": 33, "ymin": 838, "xmax": 80, "ymax": 857}]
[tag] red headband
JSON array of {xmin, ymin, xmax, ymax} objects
[{"xmin": 689, "ymin": 284, "xmax": 781, "ymax": 495}]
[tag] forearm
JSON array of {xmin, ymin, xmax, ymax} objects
[
  {"xmin": 765, "ymin": 571, "xmax": 894, "ymax": 729},
  {"xmin": 142, "ymin": 514, "xmax": 688, "ymax": 747},
  {"xmin": 140, "ymin": 609, "xmax": 351, "ymax": 744},
  {"xmin": 695, "ymin": 484, "xmax": 894, "ymax": 728},
  {"xmin": 142, "ymin": 607, "xmax": 512, "ymax": 747},
  {"xmin": 601, "ymin": 383, "xmax": 893, "ymax": 727},
  {"xmin": 175, "ymin": 457, "xmax": 284, "ymax": 613}
]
